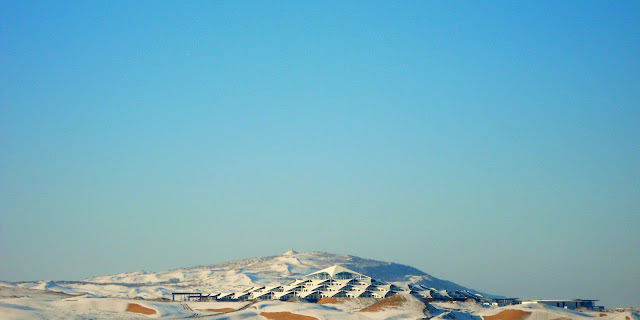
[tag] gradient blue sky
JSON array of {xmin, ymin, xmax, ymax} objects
[{"xmin": 1, "ymin": 0, "xmax": 638, "ymax": 308}]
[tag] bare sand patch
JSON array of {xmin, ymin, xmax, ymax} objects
[
  {"xmin": 317, "ymin": 297, "xmax": 338, "ymax": 304},
  {"xmin": 625, "ymin": 316, "xmax": 630, "ymax": 320},
  {"xmin": 483, "ymin": 309, "xmax": 532, "ymax": 320},
  {"xmin": 360, "ymin": 294, "xmax": 406, "ymax": 312},
  {"xmin": 600, "ymin": 314, "xmax": 607, "ymax": 317},
  {"xmin": 260, "ymin": 311, "xmax": 318, "ymax": 320},
  {"xmin": 125, "ymin": 303, "xmax": 156, "ymax": 315},
  {"xmin": 317, "ymin": 297, "xmax": 355, "ymax": 304}
]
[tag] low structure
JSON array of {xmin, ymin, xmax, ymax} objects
[
  {"xmin": 521, "ymin": 299, "xmax": 599, "ymax": 310},
  {"xmin": 172, "ymin": 292, "xmax": 203, "ymax": 301},
  {"xmin": 492, "ymin": 298, "xmax": 521, "ymax": 306}
]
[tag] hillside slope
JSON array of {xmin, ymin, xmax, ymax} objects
[{"xmin": 12, "ymin": 251, "xmax": 491, "ymax": 299}]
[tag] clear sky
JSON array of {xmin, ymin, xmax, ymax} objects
[{"xmin": 1, "ymin": 0, "xmax": 638, "ymax": 308}]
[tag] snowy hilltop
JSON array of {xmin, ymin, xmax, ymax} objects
[{"xmin": 65, "ymin": 250, "xmax": 491, "ymax": 299}]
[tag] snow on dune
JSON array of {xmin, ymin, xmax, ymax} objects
[
  {"xmin": 475, "ymin": 304, "xmax": 637, "ymax": 320},
  {"xmin": 358, "ymin": 292, "xmax": 428, "ymax": 320},
  {"xmin": 432, "ymin": 300, "xmax": 489, "ymax": 313},
  {"xmin": 1, "ymin": 289, "xmax": 633, "ymax": 320},
  {"xmin": 2, "ymin": 251, "xmax": 630, "ymax": 320},
  {"xmin": 0, "ymin": 294, "xmax": 201, "ymax": 319},
  {"xmin": 249, "ymin": 300, "xmax": 365, "ymax": 320}
]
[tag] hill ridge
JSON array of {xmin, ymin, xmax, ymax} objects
[{"xmin": 10, "ymin": 251, "xmax": 494, "ymax": 300}]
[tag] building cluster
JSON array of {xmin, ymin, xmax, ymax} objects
[
  {"xmin": 216, "ymin": 265, "xmax": 402, "ymax": 302},
  {"xmin": 172, "ymin": 265, "xmax": 601, "ymax": 311}
]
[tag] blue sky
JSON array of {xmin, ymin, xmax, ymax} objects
[{"xmin": 1, "ymin": 0, "xmax": 638, "ymax": 308}]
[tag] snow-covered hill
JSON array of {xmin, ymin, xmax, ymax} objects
[
  {"xmin": 9, "ymin": 251, "xmax": 490, "ymax": 300},
  {"xmin": 1, "ymin": 251, "xmax": 636, "ymax": 320},
  {"xmin": 82, "ymin": 251, "xmax": 490, "ymax": 298}
]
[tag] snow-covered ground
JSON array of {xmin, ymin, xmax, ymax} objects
[
  {"xmin": 2, "ymin": 251, "xmax": 637, "ymax": 319},
  {"xmin": 2, "ymin": 284, "xmax": 637, "ymax": 320}
]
